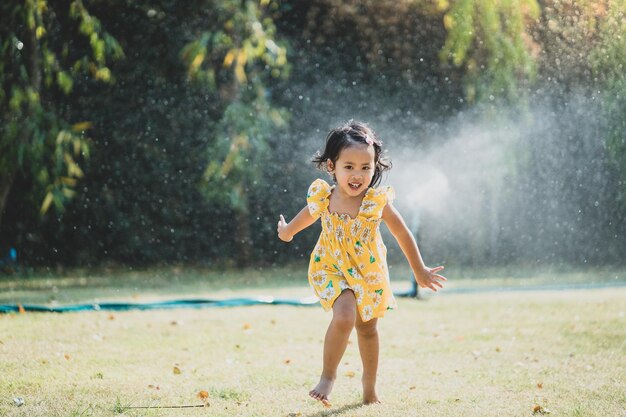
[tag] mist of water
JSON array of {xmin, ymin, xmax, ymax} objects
[{"xmin": 287, "ymin": 84, "xmax": 624, "ymax": 267}]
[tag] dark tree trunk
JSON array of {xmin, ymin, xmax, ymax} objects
[
  {"xmin": 234, "ymin": 207, "xmax": 252, "ymax": 265},
  {"xmin": 0, "ymin": 171, "xmax": 15, "ymax": 235}
]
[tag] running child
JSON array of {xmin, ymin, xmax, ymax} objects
[{"xmin": 277, "ymin": 120, "xmax": 446, "ymax": 405}]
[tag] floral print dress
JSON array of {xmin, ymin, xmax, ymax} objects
[{"xmin": 307, "ymin": 178, "xmax": 397, "ymax": 322}]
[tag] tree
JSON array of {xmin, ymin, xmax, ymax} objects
[
  {"xmin": 590, "ymin": 0, "xmax": 626, "ymax": 207},
  {"xmin": 0, "ymin": 0, "xmax": 122, "ymax": 234},
  {"xmin": 181, "ymin": 0, "xmax": 289, "ymax": 263},
  {"xmin": 439, "ymin": 0, "xmax": 540, "ymax": 102}
]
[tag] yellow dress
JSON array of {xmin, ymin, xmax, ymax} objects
[{"xmin": 307, "ymin": 178, "xmax": 397, "ymax": 322}]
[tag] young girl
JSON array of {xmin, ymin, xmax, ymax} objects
[{"xmin": 277, "ymin": 120, "xmax": 446, "ymax": 406}]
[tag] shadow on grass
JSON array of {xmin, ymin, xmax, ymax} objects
[{"xmin": 304, "ymin": 401, "xmax": 363, "ymax": 417}]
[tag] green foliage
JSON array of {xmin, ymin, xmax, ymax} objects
[
  {"xmin": 182, "ymin": 1, "xmax": 291, "ymax": 208},
  {"xmin": 440, "ymin": 0, "xmax": 540, "ymax": 102},
  {"xmin": 181, "ymin": 0, "xmax": 289, "ymax": 89},
  {"xmin": 202, "ymin": 92, "xmax": 288, "ymax": 212},
  {"xmin": 589, "ymin": 0, "xmax": 626, "ymax": 204},
  {"xmin": 1, "ymin": 0, "xmax": 624, "ymax": 267},
  {"xmin": 181, "ymin": 0, "xmax": 290, "ymax": 262},
  {"xmin": 0, "ymin": 0, "xmax": 122, "ymax": 216}
]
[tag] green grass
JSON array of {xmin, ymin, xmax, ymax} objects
[{"xmin": 0, "ymin": 267, "xmax": 625, "ymax": 416}]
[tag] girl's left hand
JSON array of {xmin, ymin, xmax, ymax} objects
[{"xmin": 415, "ymin": 266, "xmax": 447, "ymax": 292}]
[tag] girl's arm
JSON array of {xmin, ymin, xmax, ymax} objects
[
  {"xmin": 277, "ymin": 206, "xmax": 317, "ymax": 242},
  {"xmin": 381, "ymin": 203, "xmax": 447, "ymax": 292}
]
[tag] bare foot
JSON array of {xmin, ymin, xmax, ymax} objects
[
  {"xmin": 363, "ymin": 391, "xmax": 381, "ymax": 405},
  {"xmin": 309, "ymin": 377, "xmax": 334, "ymax": 407}
]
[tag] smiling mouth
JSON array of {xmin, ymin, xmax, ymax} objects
[{"xmin": 349, "ymin": 182, "xmax": 362, "ymax": 190}]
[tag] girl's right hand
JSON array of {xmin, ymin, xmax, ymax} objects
[{"xmin": 277, "ymin": 214, "xmax": 293, "ymax": 242}]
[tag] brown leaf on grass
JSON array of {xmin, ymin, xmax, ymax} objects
[
  {"xmin": 537, "ymin": 382, "xmax": 543, "ymax": 389},
  {"xmin": 243, "ymin": 323, "xmax": 251, "ymax": 330},
  {"xmin": 64, "ymin": 354, "xmax": 71, "ymax": 360},
  {"xmin": 344, "ymin": 371, "xmax": 355, "ymax": 377},
  {"xmin": 409, "ymin": 386, "xmax": 416, "ymax": 390},
  {"xmin": 495, "ymin": 346, "xmax": 501, "ymax": 352},
  {"xmin": 108, "ymin": 314, "xmax": 115, "ymax": 320},
  {"xmin": 197, "ymin": 390, "xmax": 210, "ymax": 406},
  {"xmin": 173, "ymin": 366, "xmax": 181, "ymax": 374},
  {"xmin": 532, "ymin": 404, "xmax": 551, "ymax": 414},
  {"xmin": 284, "ymin": 359, "xmax": 291, "ymax": 364},
  {"xmin": 18, "ymin": 304, "xmax": 25, "ymax": 314}
]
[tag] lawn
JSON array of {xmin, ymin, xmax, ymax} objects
[{"xmin": 0, "ymin": 266, "xmax": 625, "ymax": 416}]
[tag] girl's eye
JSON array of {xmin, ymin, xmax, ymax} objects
[
  {"xmin": 344, "ymin": 166, "xmax": 352, "ymax": 170},
  {"xmin": 363, "ymin": 166, "xmax": 370, "ymax": 170}
]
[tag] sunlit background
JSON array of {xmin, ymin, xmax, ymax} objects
[{"xmin": 1, "ymin": 0, "xmax": 624, "ymax": 275}]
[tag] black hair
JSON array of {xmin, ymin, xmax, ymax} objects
[{"xmin": 312, "ymin": 120, "xmax": 392, "ymax": 187}]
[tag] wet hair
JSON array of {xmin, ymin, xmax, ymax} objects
[{"xmin": 312, "ymin": 120, "xmax": 392, "ymax": 187}]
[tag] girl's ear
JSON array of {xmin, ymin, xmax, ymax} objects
[{"xmin": 327, "ymin": 159, "xmax": 334, "ymax": 172}]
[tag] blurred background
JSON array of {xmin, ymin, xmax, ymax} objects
[{"xmin": 1, "ymin": 0, "xmax": 625, "ymax": 275}]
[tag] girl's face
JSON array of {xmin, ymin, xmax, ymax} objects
[{"xmin": 328, "ymin": 144, "xmax": 376, "ymax": 197}]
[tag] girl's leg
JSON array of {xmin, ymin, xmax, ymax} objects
[
  {"xmin": 355, "ymin": 315, "xmax": 380, "ymax": 404},
  {"xmin": 309, "ymin": 289, "xmax": 356, "ymax": 405}
]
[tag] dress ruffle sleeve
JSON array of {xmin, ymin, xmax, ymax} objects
[
  {"xmin": 360, "ymin": 185, "xmax": 395, "ymax": 219},
  {"xmin": 306, "ymin": 179, "xmax": 331, "ymax": 220},
  {"xmin": 385, "ymin": 185, "xmax": 395, "ymax": 204}
]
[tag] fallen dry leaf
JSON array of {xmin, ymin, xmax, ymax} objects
[
  {"xmin": 284, "ymin": 359, "xmax": 291, "ymax": 364},
  {"xmin": 409, "ymin": 386, "xmax": 416, "ymax": 390},
  {"xmin": 537, "ymin": 382, "xmax": 543, "ymax": 389},
  {"xmin": 64, "ymin": 354, "xmax": 71, "ymax": 360},
  {"xmin": 108, "ymin": 314, "xmax": 115, "ymax": 320},
  {"xmin": 532, "ymin": 404, "xmax": 551, "ymax": 414},
  {"xmin": 197, "ymin": 390, "xmax": 210, "ymax": 406},
  {"xmin": 344, "ymin": 371, "xmax": 355, "ymax": 378},
  {"xmin": 243, "ymin": 323, "xmax": 251, "ymax": 330},
  {"xmin": 173, "ymin": 366, "xmax": 181, "ymax": 375}
]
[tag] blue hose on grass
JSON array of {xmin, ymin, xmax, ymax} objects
[{"xmin": 0, "ymin": 288, "xmax": 418, "ymax": 313}]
